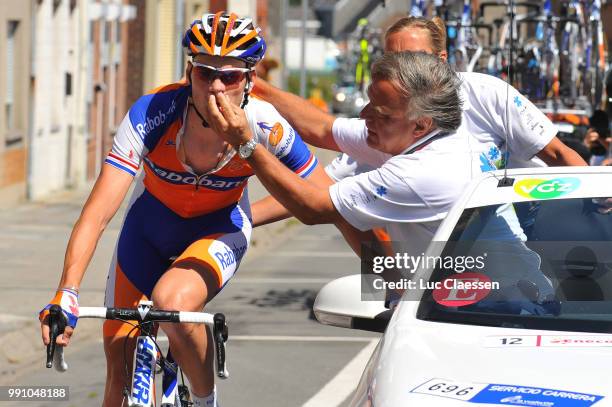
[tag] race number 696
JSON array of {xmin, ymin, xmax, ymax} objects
[
  {"xmin": 411, "ymin": 379, "xmax": 487, "ymax": 401},
  {"xmin": 428, "ymin": 383, "xmax": 474, "ymax": 396}
]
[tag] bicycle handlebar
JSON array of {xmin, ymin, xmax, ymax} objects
[
  {"xmin": 78, "ymin": 306, "xmax": 216, "ymax": 325},
  {"xmin": 480, "ymin": 1, "xmax": 542, "ymax": 18},
  {"xmin": 516, "ymin": 15, "xmax": 580, "ymax": 25},
  {"xmin": 46, "ymin": 305, "xmax": 229, "ymax": 378}
]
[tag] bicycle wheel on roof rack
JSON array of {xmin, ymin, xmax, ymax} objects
[
  {"xmin": 590, "ymin": 28, "xmax": 606, "ymax": 110},
  {"xmin": 559, "ymin": 19, "xmax": 580, "ymax": 106}
]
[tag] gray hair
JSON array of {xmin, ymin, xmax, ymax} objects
[{"xmin": 371, "ymin": 51, "xmax": 462, "ymax": 132}]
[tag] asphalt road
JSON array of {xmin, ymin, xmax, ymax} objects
[{"xmin": 0, "ymin": 184, "xmax": 380, "ymax": 407}]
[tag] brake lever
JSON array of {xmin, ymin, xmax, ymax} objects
[
  {"xmin": 213, "ymin": 313, "xmax": 229, "ymax": 379},
  {"xmin": 46, "ymin": 305, "xmax": 68, "ymax": 372}
]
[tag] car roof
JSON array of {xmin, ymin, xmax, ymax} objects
[{"xmin": 461, "ymin": 167, "xmax": 612, "ymax": 209}]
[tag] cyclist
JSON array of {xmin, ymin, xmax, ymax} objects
[{"xmin": 39, "ymin": 12, "xmax": 327, "ymax": 407}]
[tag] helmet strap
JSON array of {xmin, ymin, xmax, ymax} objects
[
  {"xmin": 240, "ymin": 71, "xmax": 253, "ymax": 109},
  {"xmin": 188, "ymin": 98, "xmax": 209, "ymax": 128},
  {"xmin": 187, "ymin": 68, "xmax": 210, "ymax": 128}
]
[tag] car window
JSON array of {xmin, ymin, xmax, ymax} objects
[{"xmin": 417, "ymin": 198, "xmax": 612, "ymax": 333}]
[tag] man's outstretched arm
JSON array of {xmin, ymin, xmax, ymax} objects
[
  {"xmin": 536, "ymin": 136, "xmax": 588, "ymax": 166},
  {"xmin": 251, "ymin": 165, "xmax": 334, "ymax": 227},
  {"xmin": 253, "ymin": 77, "xmax": 340, "ymax": 151}
]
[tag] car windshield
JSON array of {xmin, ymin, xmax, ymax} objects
[{"xmin": 416, "ymin": 197, "xmax": 612, "ymax": 333}]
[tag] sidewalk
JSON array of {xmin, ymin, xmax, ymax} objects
[{"xmin": 0, "ymin": 148, "xmax": 337, "ymax": 381}]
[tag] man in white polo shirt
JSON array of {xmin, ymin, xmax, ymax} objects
[
  {"xmin": 248, "ymin": 16, "xmax": 586, "ymax": 233},
  {"xmin": 205, "ymin": 52, "xmax": 485, "ymax": 256},
  {"xmin": 207, "ymin": 51, "xmax": 562, "ymax": 308}
]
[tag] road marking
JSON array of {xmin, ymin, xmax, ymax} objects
[
  {"xmin": 272, "ymin": 251, "xmax": 354, "ymax": 258},
  {"xmin": 4, "ymin": 224, "xmax": 72, "ymax": 231},
  {"xmin": 232, "ymin": 278, "xmax": 331, "ymax": 284},
  {"xmin": 302, "ymin": 339, "xmax": 378, "ymax": 407},
  {"xmin": 98, "ymin": 335, "xmax": 376, "ymax": 344},
  {"xmin": 0, "ymin": 314, "xmax": 30, "ymax": 323},
  {"xmin": 229, "ymin": 336, "xmax": 375, "ymax": 342},
  {"xmin": 292, "ymin": 235, "xmax": 340, "ymax": 241}
]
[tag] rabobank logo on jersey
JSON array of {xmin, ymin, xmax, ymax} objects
[
  {"xmin": 134, "ymin": 100, "xmax": 177, "ymax": 140},
  {"xmin": 258, "ymin": 121, "xmax": 284, "ymax": 147},
  {"xmin": 274, "ymin": 128, "xmax": 296, "ymax": 158},
  {"xmin": 135, "ymin": 109, "xmax": 168, "ymax": 140},
  {"xmin": 129, "ymin": 89, "xmax": 184, "ymax": 143},
  {"xmin": 144, "ymin": 158, "xmax": 248, "ymax": 190}
]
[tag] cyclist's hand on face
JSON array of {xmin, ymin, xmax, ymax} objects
[
  {"xmin": 39, "ymin": 289, "xmax": 79, "ymax": 347},
  {"xmin": 206, "ymin": 93, "xmax": 253, "ymax": 146}
]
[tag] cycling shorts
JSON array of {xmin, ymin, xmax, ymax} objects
[{"xmin": 103, "ymin": 187, "xmax": 251, "ymax": 337}]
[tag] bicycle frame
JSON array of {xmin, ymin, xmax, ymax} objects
[
  {"xmin": 45, "ymin": 302, "xmax": 229, "ymax": 407},
  {"xmin": 130, "ymin": 332, "xmax": 157, "ymax": 406}
]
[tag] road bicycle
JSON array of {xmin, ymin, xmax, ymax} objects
[{"xmin": 45, "ymin": 301, "xmax": 229, "ymax": 407}]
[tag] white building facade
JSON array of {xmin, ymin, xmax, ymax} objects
[{"xmin": 28, "ymin": 0, "xmax": 135, "ymax": 199}]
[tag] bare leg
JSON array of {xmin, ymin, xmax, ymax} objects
[
  {"xmin": 103, "ymin": 328, "xmax": 137, "ymax": 407},
  {"xmin": 152, "ymin": 264, "xmax": 218, "ymax": 398}
]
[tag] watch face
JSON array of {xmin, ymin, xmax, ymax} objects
[{"xmin": 239, "ymin": 140, "xmax": 256, "ymax": 158}]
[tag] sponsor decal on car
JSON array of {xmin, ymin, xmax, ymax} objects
[
  {"xmin": 432, "ymin": 272, "xmax": 496, "ymax": 307},
  {"xmin": 470, "ymin": 384, "xmax": 603, "ymax": 406},
  {"xmin": 484, "ymin": 335, "xmax": 612, "ymax": 348},
  {"xmin": 514, "ymin": 178, "xmax": 581, "ymax": 199},
  {"xmin": 410, "ymin": 378, "xmax": 603, "ymax": 406}
]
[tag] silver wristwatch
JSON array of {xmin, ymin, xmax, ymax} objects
[{"xmin": 238, "ymin": 138, "xmax": 258, "ymax": 159}]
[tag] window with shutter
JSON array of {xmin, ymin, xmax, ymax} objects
[{"xmin": 5, "ymin": 21, "xmax": 19, "ymax": 133}]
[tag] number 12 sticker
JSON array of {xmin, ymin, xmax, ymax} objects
[{"xmin": 483, "ymin": 336, "xmax": 540, "ymax": 347}]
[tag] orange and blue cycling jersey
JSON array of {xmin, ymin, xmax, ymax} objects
[
  {"xmin": 105, "ymin": 81, "xmax": 317, "ymax": 218},
  {"xmin": 102, "ymin": 82, "xmax": 318, "ymax": 338}
]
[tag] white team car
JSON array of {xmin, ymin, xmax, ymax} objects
[{"xmin": 314, "ymin": 167, "xmax": 612, "ymax": 407}]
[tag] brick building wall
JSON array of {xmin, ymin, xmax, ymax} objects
[
  {"xmin": 87, "ymin": 19, "xmax": 102, "ymax": 180},
  {"xmin": 0, "ymin": 149, "xmax": 26, "ymax": 189},
  {"xmin": 116, "ymin": 15, "xmax": 130, "ymax": 130},
  {"xmin": 257, "ymin": 0, "xmax": 268, "ymax": 33},
  {"xmin": 127, "ymin": 0, "xmax": 146, "ymax": 108},
  {"xmin": 0, "ymin": 1, "xmax": 30, "ymax": 205}
]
